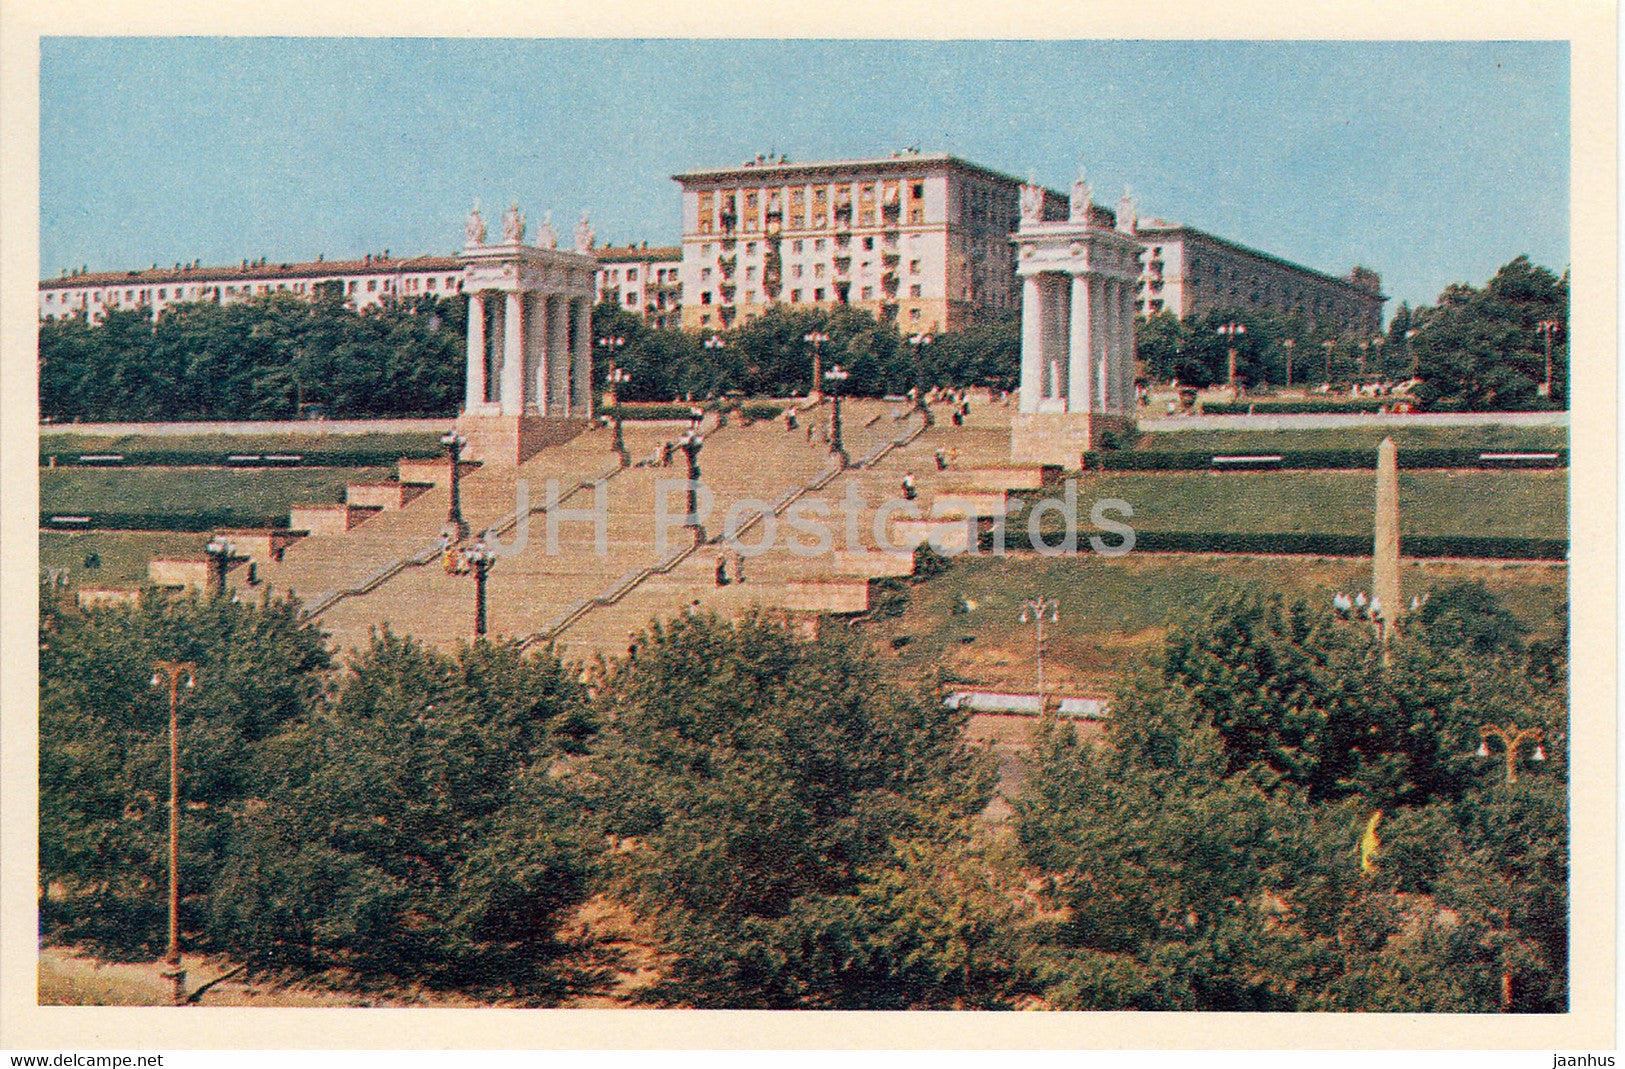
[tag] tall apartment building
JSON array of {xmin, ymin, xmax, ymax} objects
[
  {"xmin": 593, "ymin": 244, "xmax": 683, "ymax": 329},
  {"xmin": 1133, "ymin": 220, "xmax": 1385, "ymax": 336},
  {"xmin": 674, "ymin": 151, "xmax": 1044, "ymax": 333},
  {"xmin": 38, "ymin": 253, "xmax": 466, "ymax": 323}
]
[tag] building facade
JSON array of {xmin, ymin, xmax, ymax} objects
[
  {"xmin": 593, "ymin": 244, "xmax": 683, "ymax": 328},
  {"xmin": 38, "ymin": 254, "xmax": 467, "ymax": 323},
  {"xmin": 674, "ymin": 151, "xmax": 1044, "ymax": 333},
  {"xmin": 1133, "ymin": 221, "xmax": 1385, "ymax": 335}
]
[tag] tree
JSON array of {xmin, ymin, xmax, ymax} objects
[
  {"xmin": 205, "ymin": 632, "xmax": 598, "ymax": 998},
  {"xmin": 583, "ymin": 611, "xmax": 1005, "ymax": 1007},
  {"xmin": 39, "ymin": 587, "xmax": 331, "ymax": 958}
]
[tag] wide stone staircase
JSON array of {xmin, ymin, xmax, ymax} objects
[{"xmin": 227, "ymin": 392, "xmax": 1033, "ymax": 663}]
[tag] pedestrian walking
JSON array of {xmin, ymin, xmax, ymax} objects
[
  {"xmin": 934, "ymin": 447, "xmax": 947, "ymax": 471},
  {"xmin": 715, "ymin": 554, "xmax": 730, "ymax": 586},
  {"xmin": 732, "ymin": 550, "xmax": 746, "ymax": 584},
  {"xmin": 902, "ymin": 472, "xmax": 917, "ymax": 501}
]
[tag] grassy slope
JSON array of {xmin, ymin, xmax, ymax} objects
[
  {"xmin": 1041, "ymin": 469, "xmax": 1566, "ymax": 539},
  {"xmin": 875, "ymin": 554, "xmax": 1568, "ymax": 697},
  {"xmin": 41, "ymin": 467, "xmax": 394, "ymax": 518},
  {"xmin": 40, "ymin": 531, "xmax": 208, "ymax": 586},
  {"xmin": 1133, "ymin": 424, "xmax": 1568, "ymax": 453}
]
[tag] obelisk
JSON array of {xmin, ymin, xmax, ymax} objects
[{"xmin": 1372, "ymin": 437, "xmax": 1401, "ymax": 636}]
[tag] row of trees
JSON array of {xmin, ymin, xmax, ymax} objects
[
  {"xmin": 1137, "ymin": 255, "xmax": 1568, "ymax": 410},
  {"xmin": 40, "ymin": 574, "xmax": 1566, "ymax": 1010},
  {"xmin": 38, "ymin": 253, "xmax": 1563, "ymax": 420}
]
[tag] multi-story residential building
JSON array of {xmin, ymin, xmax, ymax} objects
[
  {"xmin": 674, "ymin": 151, "xmax": 1048, "ymax": 332},
  {"xmin": 38, "ymin": 253, "xmax": 466, "ymax": 323},
  {"xmin": 593, "ymin": 244, "xmax": 683, "ymax": 329},
  {"xmin": 1132, "ymin": 220, "xmax": 1385, "ymax": 336}
]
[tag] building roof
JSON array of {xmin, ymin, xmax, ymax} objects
[
  {"xmin": 40, "ymin": 254, "xmax": 464, "ymax": 290},
  {"xmin": 673, "ymin": 151, "xmax": 1046, "ymax": 192},
  {"xmin": 593, "ymin": 244, "xmax": 682, "ymax": 264},
  {"xmin": 1135, "ymin": 220, "xmax": 1386, "ymax": 302}
]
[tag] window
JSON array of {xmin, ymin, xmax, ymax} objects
[
  {"xmin": 862, "ymin": 236, "xmax": 874, "ymax": 251},
  {"xmin": 746, "ymin": 242, "xmax": 757, "ymax": 255},
  {"xmin": 701, "ymin": 268, "xmax": 712, "ymax": 281},
  {"xmin": 792, "ymin": 264, "xmax": 803, "ymax": 278},
  {"xmin": 702, "ymin": 243, "xmax": 712, "ymax": 257},
  {"xmin": 701, "ymin": 291, "xmax": 712, "ymax": 305},
  {"xmin": 910, "ymin": 259, "xmax": 921, "ymax": 274},
  {"xmin": 792, "ymin": 239, "xmax": 804, "ymax": 253},
  {"xmin": 626, "ymin": 293, "xmax": 637, "ymax": 306},
  {"xmin": 909, "ymin": 308, "xmax": 921, "ymax": 320},
  {"xmin": 349, "ymin": 281, "xmax": 358, "ymax": 293},
  {"xmin": 912, "ymin": 182, "xmax": 925, "ymax": 198},
  {"xmin": 157, "ymin": 289, "xmax": 166, "ymax": 300},
  {"xmin": 628, "ymin": 268, "xmax": 638, "ymax": 282},
  {"xmin": 426, "ymin": 277, "xmax": 436, "ymax": 290},
  {"xmin": 813, "ymin": 263, "xmax": 825, "ymax": 278},
  {"xmin": 909, "ymin": 209, "xmax": 923, "ymax": 224},
  {"xmin": 447, "ymin": 277, "xmax": 457, "ymax": 288},
  {"xmin": 367, "ymin": 280, "xmax": 377, "ymax": 292},
  {"xmin": 910, "ymin": 284, "xmax": 922, "ymax": 298},
  {"xmin": 701, "ymin": 313, "xmax": 711, "ymax": 325},
  {"xmin": 814, "ymin": 238, "xmax": 826, "ymax": 252},
  {"xmin": 814, "ymin": 288, "xmax": 825, "ymax": 301},
  {"xmin": 746, "ymin": 266, "xmax": 757, "ymax": 281},
  {"xmin": 791, "ymin": 289, "xmax": 802, "ymax": 303},
  {"xmin": 861, "ymin": 286, "xmax": 873, "ymax": 300}
]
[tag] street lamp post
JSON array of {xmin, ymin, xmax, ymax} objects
[
  {"xmin": 824, "ymin": 364, "xmax": 850, "ymax": 468},
  {"xmin": 1535, "ymin": 319, "xmax": 1560, "ymax": 398},
  {"xmin": 1478, "ymin": 723, "xmax": 1546, "ymax": 785},
  {"xmin": 151, "ymin": 659, "xmax": 196, "ymax": 1007},
  {"xmin": 1217, "ymin": 321, "xmax": 1246, "ymax": 391},
  {"xmin": 678, "ymin": 428, "xmax": 705, "ymax": 539},
  {"xmin": 1281, "ymin": 338, "xmax": 1295, "ymax": 388},
  {"xmin": 908, "ymin": 332, "xmax": 934, "ymax": 426},
  {"xmin": 203, "ymin": 536, "xmax": 235, "ymax": 598},
  {"xmin": 803, "ymin": 330, "xmax": 828, "ymax": 401},
  {"xmin": 441, "ymin": 431, "xmax": 469, "ymax": 540},
  {"xmin": 1019, "ymin": 597, "xmax": 1060, "ymax": 714},
  {"xmin": 461, "ymin": 539, "xmax": 495, "ymax": 637},
  {"xmin": 607, "ymin": 365, "xmax": 631, "ymax": 466}
]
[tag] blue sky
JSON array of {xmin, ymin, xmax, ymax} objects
[{"xmin": 39, "ymin": 38, "xmax": 1569, "ymax": 314}]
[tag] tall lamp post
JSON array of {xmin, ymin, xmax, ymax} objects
[
  {"xmin": 1019, "ymin": 597, "xmax": 1060, "ymax": 714},
  {"xmin": 1217, "ymin": 321, "xmax": 1246, "ymax": 391},
  {"xmin": 461, "ymin": 539, "xmax": 495, "ymax": 637},
  {"xmin": 908, "ymin": 332, "xmax": 934, "ymax": 425},
  {"xmin": 607, "ymin": 365, "xmax": 631, "ymax": 466},
  {"xmin": 1478, "ymin": 723, "xmax": 1546, "ymax": 784},
  {"xmin": 677, "ymin": 427, "xmax": 704, "ymax": 539},
  {"xmin": 803, "ymin": 330, "xmax": 828, "ymax": 401},
  {"xmin": 1281, "ymin": 338, "xmax": 1295, "ymax": 388},
  {"xmin": 1535, "ymin": 319, "xmax": 1560, "ymax": 398},
  {"xmin": 203, "ymin": 536, "xmax": 235, "ymax": 598},
  {"xmin": 824, "ymin": 364, "xmax": 850, "ymax": 468},
  {"xmin": 441, "ymin": 431, "xmax": 469, "ymax": 540},
  {"xmin": 151, "ymin": 659, "xmax": 196, "ymax": 1007}
]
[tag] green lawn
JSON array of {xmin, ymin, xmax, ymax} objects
[
  {"xmin": 878, "ymin": 553, "xmax": 1568, "ymax": 695},
  {"xmin": 40, "ymin": 531, "xmax": 208, "ymax": 587},
  {"xmin": 1048, "ymin": 469, "xmax": 1566, "ymax": 539},
  {"xmin": 39, "ymin": 431, "xmax": 442, "ymax": 461},
  {"xmin": 1134, "ymin": 424, "xmax": 1568, "ymax": 453},
  {"xmin": 41, "ymin": 467, "xmax": 393, "ymax": 518}
]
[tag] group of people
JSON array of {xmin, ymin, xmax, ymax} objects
[{"xmin": 715, "ymin": 549, "xmax": 746, "ymax": 586}]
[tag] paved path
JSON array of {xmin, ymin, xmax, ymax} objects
[{"xmin": 1140, "ymin": 411, "xmax": 1568, "ymax": 432}]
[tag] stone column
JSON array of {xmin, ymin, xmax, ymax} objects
[
  {"xmin": 522, "ymin": 293, "xmax": 542, "ymax": 411},
  {"xmin": 1068, "ymin": 272, "xmax": 1092, "ymax": 413},
  {"xmin": 465, "ymin": 292, "xmax": 487, "ymax": 411},
  {"xmin": 572, "ymin": 298, "xmax": 593, "ymax": 418},
  {"xmin": 1373, "ymin": 437, "xmax": 1401, "ymax": 634},
  {"xmin": 547, "ymin": 294, "xmax": 570, "ymax": 416},
  {"xmin": 1093, "ymin": 276, "xmax": 1109, "ymax": 410},
  {"xmin": 487, "ymin": 296, "xmax": 506, "ymax": 404},
  {"xmin": 1121, "ymin": 276, "xmax": 1137, "ymax": 413},
  {"xmin": 1018, "ymin": 273, "xmax": 1042, "ymax": 412},
  {"xmin": 531, "ymin": 294, "xmax": 549, "ymax": 412},
  {"xmin": 501, "ymin": 290, "xmax": 525, "ymax": 416},
  {"xmin": 1104, "ymin": 279, "xmax": 1121, "ymax": 413}
]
